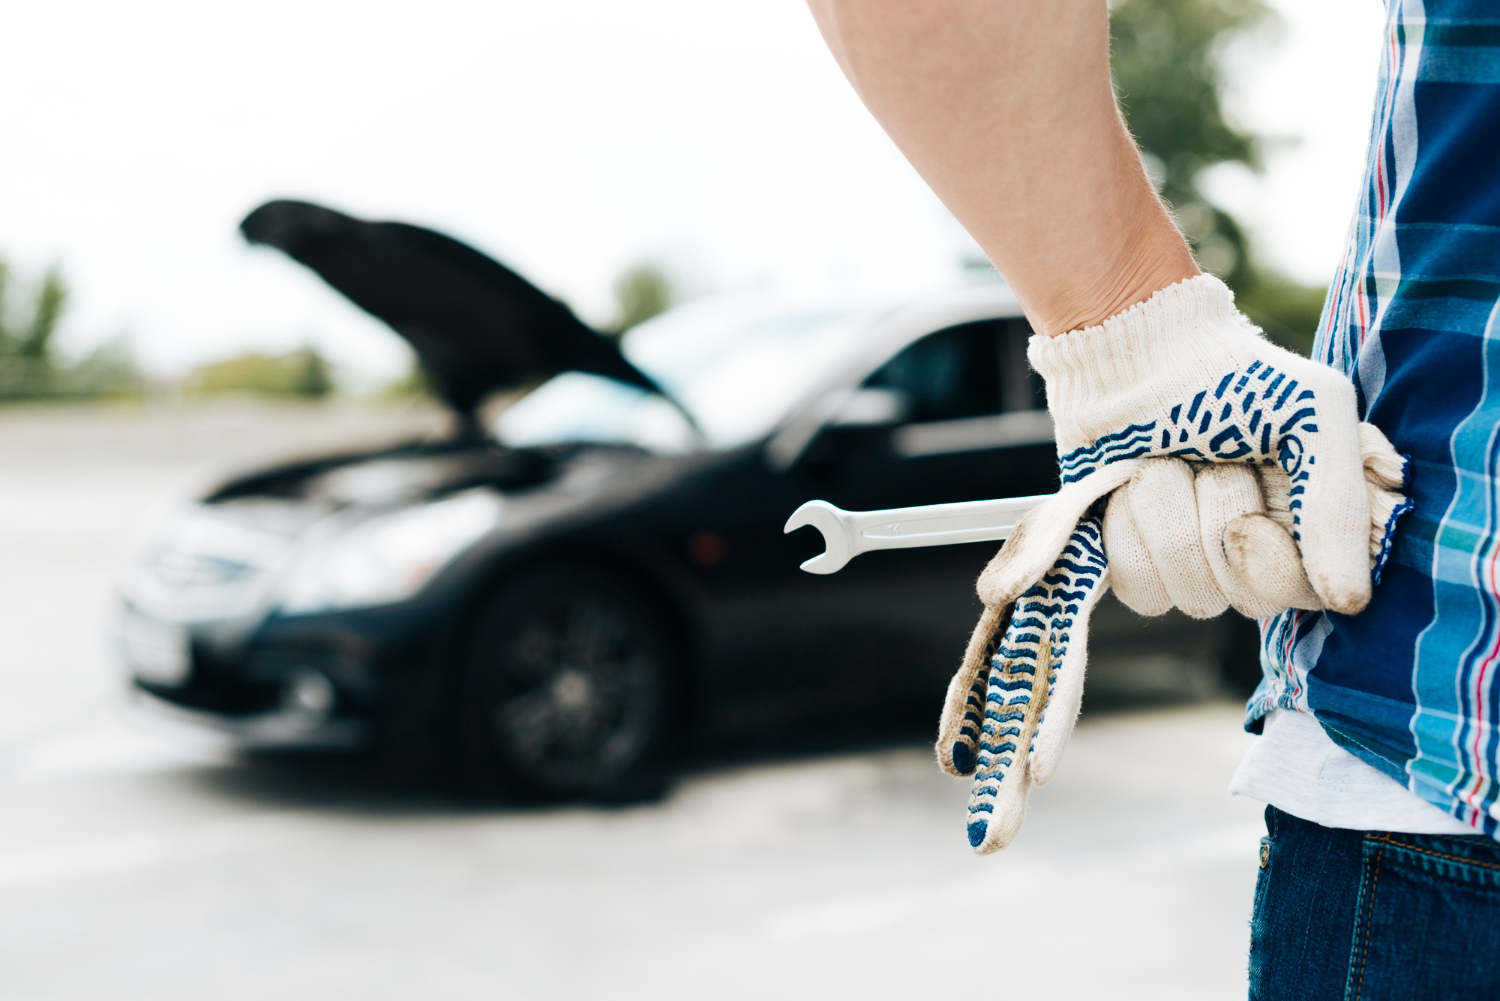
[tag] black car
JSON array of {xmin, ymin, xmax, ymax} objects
[{"xmin": 122, "ymin": 200, "xmax": 1253, "ymax": 799}]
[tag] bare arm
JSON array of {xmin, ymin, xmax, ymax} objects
[{"xmin": 806, "ymin": 0, "xmax": 1197, "ymax": 336}]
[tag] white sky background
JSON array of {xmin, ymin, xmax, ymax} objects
[{"xmin": 2, "ymin": 0, "xmax": 1385, "ymax": 385}]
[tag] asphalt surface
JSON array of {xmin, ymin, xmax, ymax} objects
[{"xmin": 0, "ymin": 400, "xmax": 1265, "ymax": 1000}]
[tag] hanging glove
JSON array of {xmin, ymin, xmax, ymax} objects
[
  {"xmin": 936, "ymin": 514, "xmax": 1110, "ymax": 854},
  {"xmin": 935, "ymin": 459, "xmax": 1145, "ymax": 853},
  {"xmin": 1028, "ymin": 273, "xmax": 1373, "ymax": 614},
  {"xmin": 1105, "ymin": 423, "xmax": 1414, "ymax": 619}
]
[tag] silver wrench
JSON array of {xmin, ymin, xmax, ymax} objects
[{"xmin": 783, "ymin": 494, "xmax": 1050, "ymax": 574}]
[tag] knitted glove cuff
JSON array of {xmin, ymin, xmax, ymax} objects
[{"xmin": 1026, "ymin": 273, "xmax": 1263, "ymax": 404}]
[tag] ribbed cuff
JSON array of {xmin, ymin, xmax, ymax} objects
[{"xmin": 1027, "ymin": 274, "xmax": 1259, "ymax": 400}]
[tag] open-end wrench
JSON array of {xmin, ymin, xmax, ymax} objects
[{"xmin": 783, "ymin": 494, "xmax": 1051, "ymax": 574}]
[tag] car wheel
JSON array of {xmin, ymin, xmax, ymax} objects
[{"xmin": 455, "ymin": 564, "xmax": 681, "ymax": 802}]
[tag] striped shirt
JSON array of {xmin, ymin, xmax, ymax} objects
[{"xmin": 1252, "ymin": 0, "xmax": 1500, "ymax": 838}]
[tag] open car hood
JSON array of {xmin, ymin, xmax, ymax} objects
[{"xmin": 241, "ymin": 199, "xmax": 667, "ymax": 417}]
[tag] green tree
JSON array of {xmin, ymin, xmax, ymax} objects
[
  {"xmin": 0, "ymin": 256, "xmax": 146, "ymax": 400},
  {"xmin": 1111, "ymin": 0, "xmax": 1325, "ymax": 353},
  {"xmin": 610, "ymin": 263, "xmax": 674, "ymax": 335},
  {"xmin": 19, "ymin": 270, "xmax": 66, "ymax": 360},
  {"xmin": 0, "ymin": 263, "xmax": 67, "ymax": 397},
  {"xmin": 187, "ymin": 346, "xmax": 333, "ymax": 398}
]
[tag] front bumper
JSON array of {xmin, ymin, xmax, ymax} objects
[
  {"xmin": 125, "ymin": 614, "xmax": 383, "ymax": 733},
  {"xmin": 124, "ymin": 596, "xmax": 446, "ymax": 745},
  {"xmin": 132, "ymin": 682, "xmax": 369, "ymax": 748}
]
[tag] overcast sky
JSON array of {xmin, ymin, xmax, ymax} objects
[{"xmin": 3, "ymin": 0, "xmax": 1385, "ymax": 384}]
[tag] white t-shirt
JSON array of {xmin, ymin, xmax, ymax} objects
[{"xmin": 1230, "ymin": 708, "xmax": 1477, "ymax": 836}]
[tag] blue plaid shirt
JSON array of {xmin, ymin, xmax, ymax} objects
[{"xmin": 1253, "ymin": 0, "xmax": 1500, "ymax": 837}]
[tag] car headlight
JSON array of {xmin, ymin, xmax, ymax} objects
[{"xmin": 276, "ymin": 490, "xmax": 502, "ymax": 615}]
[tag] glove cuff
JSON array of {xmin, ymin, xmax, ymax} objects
[{"xmin": 1027, "ymin": 273, "xmax": 1262, "ymax": 405}]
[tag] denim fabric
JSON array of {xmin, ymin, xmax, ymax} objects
[{"xmin": 1249, "ymin": 806, "xmax": 1500, "ymax": 999}]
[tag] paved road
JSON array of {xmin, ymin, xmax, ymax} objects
[{"xmin": 0, "ymin": 401, "xmax": 1264, "ymax": 1000}]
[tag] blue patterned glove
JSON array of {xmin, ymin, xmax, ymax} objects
[
  {"xmin": 937, "ymin": 515, "xmax": 1110, "ymax": 854},
  {"xmin": 1029, "ymin": 274, "xmax": 1373, "ymax": 615}
]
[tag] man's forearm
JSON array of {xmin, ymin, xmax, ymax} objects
[{"xmin": 806, "ymin": 0, "xmax": 1197, "ymax": 336}]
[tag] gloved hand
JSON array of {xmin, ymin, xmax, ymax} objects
[
  {"xmin": 934, "ymin": 439, "xmax": 1409, "ymax": 854},
  {"xmin": 934, "ymin": 431, "xmax": 1409, "ymax": 853},
  {"xmin": 936, "ymin": 274, "xmax": 1394, "ymax": 854},
  {"xmin": 1029, "ymin": 273, "xmax": 1372, "ymax": 614},
  {"xmin": 1105, "ymin": 423, "xmax": 1413, "ymax": 619}
]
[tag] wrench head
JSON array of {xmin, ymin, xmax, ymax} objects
[{"xmin": 783, "ymin": 500, "xmax": 852, "ymax": 574}]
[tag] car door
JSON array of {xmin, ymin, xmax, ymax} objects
[
  {"xmin": 815, "ymin": 317, "xmax": 1054, "ymax": 507},
  {"xmin": 688, "ymin": 316, "xmax": 1059, "ymax": 729},
  {"xmin": 794, "ymin": 316, "xmax": 1058, "ymax": 682}
]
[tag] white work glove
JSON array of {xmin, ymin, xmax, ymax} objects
[
  {"xmin": 934, "ymin": 436, "xmax": 1410, "ymax": 854},
  {"xmin": 936, "ymin": 274, "xmax": 1394, "ymax": 854},
  {"xmin": 937, "ymin": 513, "xmax": 1112, "ymax": 854},
  {"xmin": 1030, "ymin": 273, "xmax": 1372, "ymax": 614},
  {"xmin": 1105, "ymin": 423, "xmax": 1413, "ymax": 619},
  {"xmin": 936, "ymin": 460, "xmax": 1145, "ymax": 854},
  {"xmin": 930, "ymin": 423, "xmax": 1410, "ymax": 852}
]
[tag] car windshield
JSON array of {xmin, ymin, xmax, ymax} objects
[{"xmin": 495, "ymin": 299, "xmax": 868, "ymax": 452}]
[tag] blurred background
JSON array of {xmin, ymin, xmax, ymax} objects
[{"xmin": 0, "ymin": 1, "xmax": 1382, "ymax": 997}]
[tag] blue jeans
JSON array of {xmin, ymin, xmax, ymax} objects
[{"xmin": 1249, "ymin": 806, "xmax": 1500, "ymax": 999}]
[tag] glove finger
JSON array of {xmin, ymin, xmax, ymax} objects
[
  {"xmin": 1223, "ymin": 513, "xmax": 1322, "ymax": 610},
  {"xmin": 1283, "ymin": 375, "xmax": 1372, "ymax": 614},
  {"xmin": 1257, "ymin": 463, "xmax": 1296, "ymax": 532},
  {"xmin": 1194, "ymin": 464, "xmax": 1285, "ymax": 619},
  {"xmin": 965, "ymin": 524, "xmax": 1102, "ymax": 855},
  {"xmin": 1358, "ymin": 422, "xmax": 1414, "ymax": 586},
  {"xmin": 967, "ymin": 741, "xmax": 1031, "ymax": 854},
  {"xmin": 936, "ymin": 604, "xmax": 1005, "ymax": 777},
  {"xmin": 976, "ymin": 458, "xmax": 1145, "ymax": 608},
  {"xmin": 1127, "ymin": 458, "xmax": 1228, "ymax": 619},
  {"xmin": 1260, "ymin": 427, "xmax": 1413, "ymax": 593},
  {"xmin": 1103, "ymin": 483, "xmax": 1172, "ymax": 616},
  {"xmin": 1031, "ymin": 519, "xmax": 1110, "ymax": 786},
  {"xmin": 1359, "ymin": 422, "xmax": 1409, "ymax": 491},
  {"xmin": 965, "ymin": 602, "xmax": 1047, "ymax": 854},
  {"xmin": 1368, "ymin": 478, "xmax": 1414, "ymax": 587}
]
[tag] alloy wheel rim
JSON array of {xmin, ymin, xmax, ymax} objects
[{"xmin": 487, "ymin": 590, "xmax": 661, "ymax": 790}]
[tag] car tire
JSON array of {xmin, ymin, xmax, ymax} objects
[{"xmin": 453, "ymin": 563, "xmax": 682, "ymax": 803}]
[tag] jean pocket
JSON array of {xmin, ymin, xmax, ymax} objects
[{"xmin": 1346, "ymin": 835, "xmax": 1500, "ymax": 999}]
